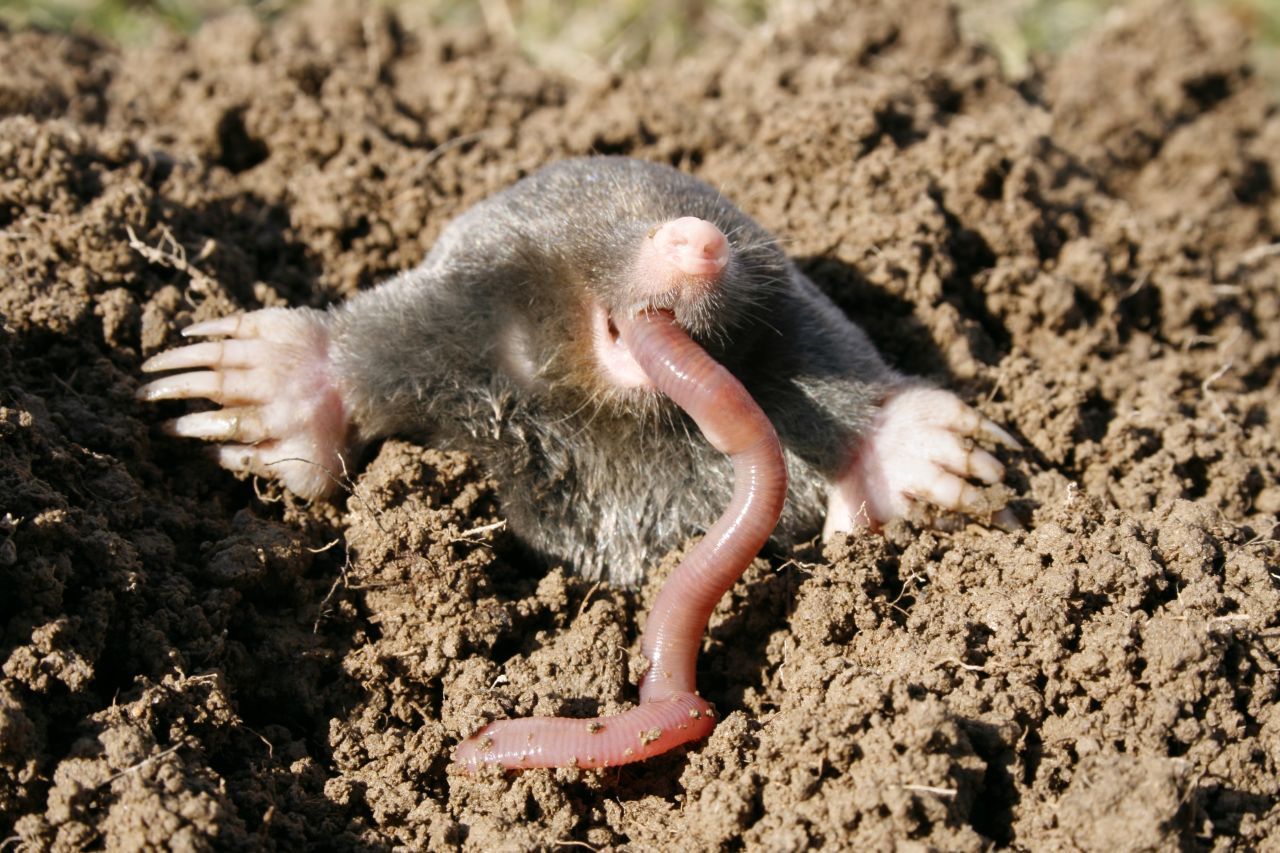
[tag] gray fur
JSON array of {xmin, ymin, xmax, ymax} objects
[{"xmin": 327, "ymin": 157, "xmax": 899, "ymax": 586}]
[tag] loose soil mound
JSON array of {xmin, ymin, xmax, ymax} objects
[{"xmin": 1, "ymin": 0, "xmax": 1277, "ymax": 848}]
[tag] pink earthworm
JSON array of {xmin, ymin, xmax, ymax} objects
[{"xmin": 453, "ymin": 310, "xmax": 787, "ymax": 770}]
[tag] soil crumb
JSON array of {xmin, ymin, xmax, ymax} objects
[{"xmin": 1, "ymin": 0, "xmax": 1277, "ymax": 848}]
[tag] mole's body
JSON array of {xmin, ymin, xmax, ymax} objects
[{"xmin": 140, "ymin": 156, "xmax": 1016, "ymax": 587}]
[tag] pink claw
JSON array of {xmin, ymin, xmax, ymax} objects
[
  {"xmin": 454, "ymin": 310, "xmax": 787, "ymax": 771},
  {"xmin": 181, "ymin": 315, "xmax": 250, "ymax": 338},
  {"xmin": 141, "ymin": 340, "xmax": 261, "ymax": 373}
]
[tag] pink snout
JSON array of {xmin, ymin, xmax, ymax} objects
[{"xmin": 650, "ymin": 217, "xmax": 729, "ymax": 277}]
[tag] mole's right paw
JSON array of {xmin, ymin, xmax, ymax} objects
[
  {"xmin": 138, "ymin": 307, "xmax": 350, "ymax": 500},
  {"xmin": 823, "ymin": 387, "xmax": 1020, "ymax": 537}
]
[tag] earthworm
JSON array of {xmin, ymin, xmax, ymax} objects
[{"xmin": 453, "ymin": 310, "xmax": 787, "ymax": 770}]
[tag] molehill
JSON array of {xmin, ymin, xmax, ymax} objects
[{"xmin": 0, "ymin": 0, "xmax": 1277, "ymax": 848}]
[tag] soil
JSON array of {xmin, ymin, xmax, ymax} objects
[{"xmin": 1, "ymin": 0, "xmax": 1278, "ymax": 849}]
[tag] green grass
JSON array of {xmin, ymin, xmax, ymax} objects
[
  {"xmin": 0, "ymin": 0, "xmax": 257, "ymax": 43},
  {"xmin": 956, "ymin": 0, "xmax": 1279, "ymax": 83},
  {"xmin": 0, "ymin": 0, "xmax": 1274, "ymax": 85}
]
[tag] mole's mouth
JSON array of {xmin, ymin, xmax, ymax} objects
[{"xmin": 591, "ymin": 301, "xmax": 656, "ymax": 389}]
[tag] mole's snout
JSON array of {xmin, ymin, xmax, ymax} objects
[
  {"xmin": 628, "ymin": 216, "xmax": 730, "ymax": 302},
  {"xmin": 651, "ymin": 216, "xmax": 729, "ymax": 277}
]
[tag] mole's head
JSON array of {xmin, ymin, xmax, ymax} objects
[{"xmin": 497, "ymin": 161, "xmax": 790, "ymax": 408}]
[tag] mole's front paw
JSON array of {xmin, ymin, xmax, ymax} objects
[
  {"xmin": 138, "ymin": 307, "xmax": 350, "ymax": 500},
  {"xmin": 824, "ymin": 387, "xmax": 1020, "ymax": 537}
]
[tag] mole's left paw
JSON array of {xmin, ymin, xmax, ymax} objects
[
  {"xmin": 137, "ymin": 307, "xmax": 350, "ymax": 500},
  {"xmin": 824, "ymin": 387, "xmax": 1019, "ymax": 537}
]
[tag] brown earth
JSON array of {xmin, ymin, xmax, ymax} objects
[{"xmin": 1, "ymin": 0, "xmax": 1278, "ymax": 848}]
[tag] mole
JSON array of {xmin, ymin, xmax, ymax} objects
[{"xmin": 138, "ymin": 156, "xmax": 1019, "ymax": 770}]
